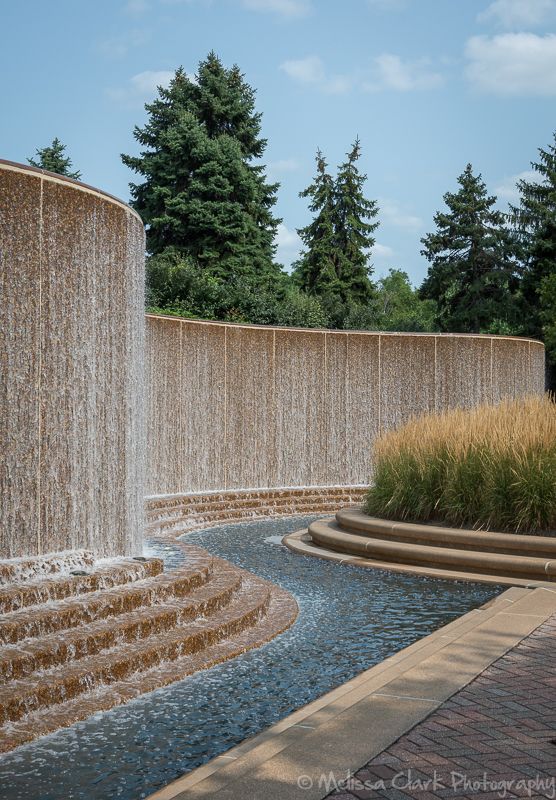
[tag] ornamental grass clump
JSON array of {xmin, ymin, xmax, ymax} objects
[{"xmin": 364, "ymin": 395, "xmax": 556, "ymax": 535}]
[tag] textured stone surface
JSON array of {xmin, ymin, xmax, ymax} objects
[{"xmin": 0, "ymin": 162, "xmax": 145, "ymax": 558}]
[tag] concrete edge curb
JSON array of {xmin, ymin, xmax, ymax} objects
[{"xmin": 146, "ymin": 584, "xmax": 556, "ymax": 800}]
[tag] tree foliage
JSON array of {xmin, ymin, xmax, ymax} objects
[
  {"xmin": 122, "ymin": 54, "xmax": 280, "ymax": 288},
  {"xmin": 28, "ymin": 137, "xmax": 81, "ymax": 179},
  {"xmin": 420, "ymin": 164, "xmax": 520, "ymax": 333},
  {"xmin": 294, "ymin": 140, "xmax": 378, "ymax": 327}
]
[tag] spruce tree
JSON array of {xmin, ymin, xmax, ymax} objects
[
  {"xmin": 420, "ymin": 164, "xmax": 520, "ymax": 333},
  {"xmin": 333, "ymin": 139, "xmax": 378, "ymax": 307},
  {"xmin": 294, "ymin": 151, "xmax": 342, "ymax": 299},
  {"xmin": 28, "ymin": 138, "xmax": 81, "ymax": 179},
  {"xmin": 121, "ymin": 54, "xmax": 281, "ymax": 287},
  {"xmin": 294, "ymin": 140, "xmax": 378, "ymax": 326},
  {"xmin": 511, "ymin": 134, "xmax": 556, "ymax": 345}
]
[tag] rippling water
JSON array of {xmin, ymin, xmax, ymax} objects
[{"xmin": 0, "ymin": 516, "xmax": 500, "ymax": 800}]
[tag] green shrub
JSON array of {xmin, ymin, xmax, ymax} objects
[{"xmin": 364, "ymin": 395, "xmax": 556, "ymax": 535}]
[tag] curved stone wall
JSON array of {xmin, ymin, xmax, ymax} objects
[
  {"xmin": 146, "ymin": 316, "xmax": 545, "ymax": 497},
  {"xmin": 0, "ymin": 161, "xmax": 145, "ymax": 558}
]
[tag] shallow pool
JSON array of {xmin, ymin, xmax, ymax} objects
[{"xmin": 0, "ymin": 516, "xmax": 500, "ymax": 800}]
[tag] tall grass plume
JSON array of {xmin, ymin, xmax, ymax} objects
[{"xmin": 364, "ymin": 395, "xmax": 556, "ymax": 535}]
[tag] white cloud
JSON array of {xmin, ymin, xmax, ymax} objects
[
  {"xmin": 269, "ymin": 158, "xmax": 300, "ymax": 172},
  {"xmin": 365, "ymin": 54, "xmax": 444, "ymax": 91},
  {"xmin": 478, "ymin": 0, "xmax": 556, "ymax": 29},
  {"xmin": 465, "ymin": 33, "xmax": 556, "ymax": 95},
  {"xmin": 379, "ymin": 199, "xmax": 423, "ymax": 231},
  {"xmin": 276, "ymin": 223, "xmax": 302, "ymax": 269},
  {"xmin": 280, "ymin": 56, "xmax": 351, "ymax": 93},
  {"xmin": 242, "ymin": 0, "xmax": 311, "ymax": 17},
  {"xmin": 494, "ymin": 170, "xmax": 538, "ymax": 202},
  {"xmin": 97, "ymin": 28, "xmax": 148, "ymax": 58},
  {"xmin": 373, "ymin": 243, "xmax": 395, "ymax": 260},
  {"xmin": 125, "ymin": 0, "xmax": 149, "ymax": 13},
  {"xmin": 107, "ymin": 70, "xmax": 175, "ymax": 105}
]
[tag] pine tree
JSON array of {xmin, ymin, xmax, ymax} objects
[
  {"xmin": 511, "ymin": 134, "xmax": 556, "ymax": 344},
  {"xmin": 293, "ymin": 151, "xmax": 342, "ymax": 299},
  {"xmin": 121, "ymin": 54, "xmax": 281, "ymax": 287},
  {"xmin": 420, "ymin": 164, "xmax": 520, "ymax": 333},
  {"xmin": 294, "ymin": 140, "xmax": 378, "ymax": 326},
  {"xmin": 333, "ymin": 139, "xmax": 379, "ymax": 307},
  {"xmin": 28, "ymin": 138, "xmax": 81, "ymax": 179}
]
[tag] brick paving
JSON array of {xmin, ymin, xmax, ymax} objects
[{"xmin": 325, "ymin": 615, "xmax": 556, "ymax": 800}]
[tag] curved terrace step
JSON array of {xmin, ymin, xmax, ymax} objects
[
  {"xmin": 0, "ymin": 573, "xmax": 270, "ymax": 726},
  {"xmin": 0, "ymin": 567, "xmax": 241, "ymax": 682},
  {"xmin": 301, "ymin": 517, "xmax": 556, "ymax": 583},
  {"xmin": 0, "ymin": 557, "xmax": 163, "ymax": 615},
  {"xmin": 0, "ymin": 557, "xmax": 213, "ymax": 645},
  {"xmin": 0, "ymin": 580, "xmax": 297, "ymax": 753},
  {"xmin": 336, "ymin": 509, "xmax": 556, "ymax": 558}
]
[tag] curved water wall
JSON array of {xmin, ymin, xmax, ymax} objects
[
  {"xmin": 146, "ymin": 315, "xmax": 545, "ymax": 496},
  {"xmin": 0, "ymin": 161, "xmax": 145, "ymax": 559}
]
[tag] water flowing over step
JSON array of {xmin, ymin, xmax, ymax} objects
[
  {"xmin": 285, "ymin": 508, "xmax": 556, "ymax": 586},
  {"xmin": 0, "ymin": 543, "xmax": 298, "ymax": 752},
  {"xmin": 146, "ymin": 486, "xmax": 367, "ymax": 535}
]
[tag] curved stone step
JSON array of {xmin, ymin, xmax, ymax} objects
[
  {"xmin": 0, "ymin": 557, "xmax": 213, "ymax": 645},
  {"xmin": 0, "ymin": 551, "xmax": 95, "ymax": 585},
  {"xmin": 308, "ymin": 520, "xmax": 556, "ymax": 582},
  {"xmin": 0, "ymin": 581, "xmax": 298, "ymax": 753},
  {"xmin": 336, "ymin": 509, "xmax": 556, "ymax": 558},
  {"xmin": 0, "ymin": 568, "xmax": 241, "ymax": 683},
  {"xmin": 0, "ymin": 558, "xmax": 163, "ymax": 615},
  {"xmin": 0, "ymin": 574, "xmax": 271, "ymax": 725}
]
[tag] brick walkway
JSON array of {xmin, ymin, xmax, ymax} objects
[{"xmin": 325, "ymin": 615, "xmax": 556, "ymax": 800}]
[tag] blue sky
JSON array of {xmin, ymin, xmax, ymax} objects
[{"xmin": 2, "ymin": 0, "xmax": 556, "ymax": 285}]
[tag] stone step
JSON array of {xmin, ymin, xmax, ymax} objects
[
  {"xmin": 146, "ymin": 492, "xmax": 364, "ymax": 522},
  {"xmin": 0, "ymin": 580, "xmax": 298, "ymax": 753},
  {"xmin": 0, "ymin": 556, "xmax": 213, "ymax": 645},
  {"xmin": 0, "ymin": 567, "xmax": 241, "ymax": 683},
  {"xmin": 308, "ymin": 519, "xmax": 556, "ymax": 582},
  {"xmin": 146, "ymin": 502, "xmax": 359, "ymax": 534},
  {"xmin": 0, "ymin": 557, "xmax": 163, "ymax": 616},
  {"xmin": 336, "ymin": 509, "xmax": 556, "ymax": 559},
  {"xmin": 0, "ymin": 575, "xmax": 270, "ymax": 725},
  {"xmin": 0, "ymin": 551, "xmax": 95, "ymax": 585}
]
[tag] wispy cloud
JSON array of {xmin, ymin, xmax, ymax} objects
[
  {"xmin": 478, "ymin": 0, "xmax": 556, "ymax": 29},
  {"xmin": 365, "ymin": 54, "xmax": 444, "ymax": 91},
  {"xmin": 242, "ymin": 0, "xmax": 311, "ymax": 17},
  {"xmin": 107, "ymin": 69, "xmax": 175, "ymax": 106},
  {"xmin": 280, "ymin": 56, "xmax": 351, "ymax": 94},
  {"xmin": 97, "ymin": 28, "xmax": 148, "ymax": 58},
  {"xmin": 495, "ymin": 170, "xmax": 538, "ymax": 203},
  {"xmin": 379, "ymin": 199, "xmax": 423, "ymax": 231},
  {"xmin": 124, "ymin": 0, "xmax": 150, "ymax": 14},
  {"xmin": 465, "ymin": 33, "xmax": 556, "ymax": 95},
  {"xmin": 276, "ymin": 223, "xmax": 302, "ymax": 268},
  {"xmin": 373, "ymin": 243, "xmax": 395, "ymax": 260}
]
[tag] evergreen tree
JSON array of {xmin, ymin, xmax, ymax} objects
[
  {"xmin": 28, "ymin": 137, "xmax": 81, "ymax": 179},
  {"xmin": 420, "ymin": 164, "xmax": 520, "ymax": 333},
  {"xmin": 511, "ymin": 134, "xmax": 556, "ymax": 347},
  {"xmin": 333, "ymin": 138, "xmax": 379, "ymax": 307},
  {"xmin": 293, "ymin": 150, "xmax": 342, "ymax": 299},
  {"xmin": 121, "ymin": 54, "xmax": 281, "ymax": 288},
  {"xmin": 294, "ymin": 140, "xmax": 378, "ymax": 326}
]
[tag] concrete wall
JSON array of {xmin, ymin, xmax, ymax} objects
[
  {"xmin": 146, "ymin": 315, "xmax": 545, "ymax": 496},
  {"xmin": 0, "ymin": 161, "xmax": 145, "ymax": 558}
]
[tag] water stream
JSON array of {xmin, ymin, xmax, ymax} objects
[{"xmin": 0, "ymin": 515, "xmax": 500, "ymax": 800}]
